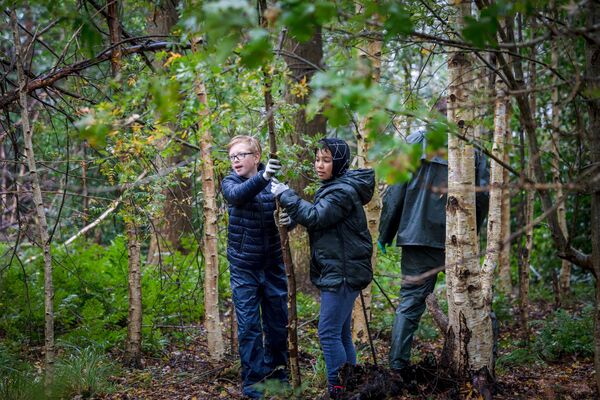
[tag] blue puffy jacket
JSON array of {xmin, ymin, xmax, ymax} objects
[{"xmin": 221, "ymin": 165, "xmax": 282, "ymax": 269}]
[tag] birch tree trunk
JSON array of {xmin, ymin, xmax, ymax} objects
[
  {"xmin": 106, "ymin": 0, "xmax": 143, "ymax": 366},
  {"xmin": 125, "ymin": 217, "xmax": 143, "ymax": 367},
  {"xmin": 10, "ymin": 8, "xmax": 55, "ymax": 378},
  {"xmin": 498, "ymin": 105, "xmax": 511, "ymax": 296},
  {"xmin": 481, "ymin": 84, "xmax": 507, "ymax": 307},
  {"xmin": 518, "ymin": 158, "xmax": 533, "ymax": 341},
  {"xmin": 193, "ymin": 42, "xmax": 225, "ymax": 360},
  {"xmin": 551, "ymin": 34, "xmax": 571, "ymax": 297},
  {"xmin": 443, "ymin": 0, "xmax": 494, "ymax": 393},
  {"xmin": 352, "ymin": 11, "xmax": 382, "ymax": 346}
]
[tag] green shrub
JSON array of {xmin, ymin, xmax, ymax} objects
[
  {"xmin": 0, "ymin": 345, "xmax": 44, "ymax": 400},
  {"xmin": 532, "ymin": 306, "xmax": 593, "ymax": 361},
  {"xmin": 52, "ymin": 345, "xmax": 118, "ymax": 399},
  {"xmin": 497, "ymin": 347, "xmax": 542, "ymax": 368}
]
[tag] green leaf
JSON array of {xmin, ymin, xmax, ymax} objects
[
  {"xmin": 75, "ymin": 14, "xmax": 103, "ymax": 58},
  {"xmin": 462, "ymin": 6, "xmax": 499, "ymax": 48},
  {"xmin": 382, "ymin": 2, "xmax": 413, "ymax": 39},
  {"xmin": 239, "ymin": 28, "xmax": 273, "ymax": 69}
]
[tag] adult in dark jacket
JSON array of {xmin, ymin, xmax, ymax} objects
[
  {"xmin": 271, "ymin": 138, "xmax": 374, "ymax": 400},
  {"xmin": 379, "ymin": 130, "xmax": 490, "ymax": 371},
  {"xmin": 221, "ymin": 135, "xmax": 292, "ymax": 399}
]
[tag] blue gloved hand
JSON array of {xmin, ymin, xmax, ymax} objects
[{"xmin": 377, "ymin": 241, "xmax": 386, "ymax": 254}]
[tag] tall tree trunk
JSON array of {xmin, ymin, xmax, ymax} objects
[
  {"xmin": 584, "ymin": 1, "xmax": 600, "ymax": 394},
  {"xmin": 145, "ymin": 0, "xmax": 189, "ymax": 265},
  {"xmin": 498, "ymin": 105, "xmax": 512, "ymax": 295},
  {"xmin": 518, "ymin": 159, "xmax": 533, "ymax": 342},
  {"xmin": 443, "ymin": 1, "xmax": 494, "ymax": 395},
  {"xmin": 259, "ymin": 0, "xmax": 301, "ymax": 382},
  {"xmin": 107, "ymin": 0, "xmax": 143, "ymax": 366},
  {"xmin": 81, "ymin": 143, "xmax": 90, "ymax": 227},
  {"xmin": 352, "ymin": 30, "xmax": 382, "ymax": 346},
  {"xmin": 481, "ymin": 83, "xmax": 507, "ymax": 304},
  {"xmin": 125, "ymin": 217, "xmax": 143, "ymax": 367},
  {"xmin": 551, "ymin": 31, "xmax": 571, "ymax": 297},
  {"xmin": 281, "ymin": 28, "xmax": 326, "ymax": 293},
  {"xmin": 10, "ymin": 8, "xmax": 55, "ymax": 379},
  {"xmin": 192, "ymin": 42, "xmax": 225, "ymax": 361}
]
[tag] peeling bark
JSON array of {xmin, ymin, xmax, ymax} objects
[
  {"xmin": 443, "ymin": 0, "xmax": 494, "ymax": 388},
  {"xmin": 352, "ymin": 10, "xmax": 382, "ymax": 345},
  {"xmin": 193, "ymin": 44, "xmax": 225, "ymax": 361},
  {"xmin": 125, "ymin": 218, "xmax": 143, "ymax": 367},
  {"xmin": 550, "ymin": 32, "xmax": 571, "ymax": 298}
]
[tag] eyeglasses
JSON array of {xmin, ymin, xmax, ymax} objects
[{"xmin": 229, "ymin": 152, "xmax": 254, "ymax": 162}]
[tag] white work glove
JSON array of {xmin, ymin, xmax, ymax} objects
[
  {"xmin": 262, "ymin": 158, "xmax": 282, "ymax": 180},
  {"xmin": 274, "ymin": 209, "xmax": 291, "ymax": 227},
  {"xmin": 270, "ymin": 180, "xmax": 290, "ymax": 198}
]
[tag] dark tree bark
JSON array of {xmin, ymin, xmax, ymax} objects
[
  {"xmin": 145, "ymin": 0, "xmax": 192, "ymax": 265},
  {"xmin": 281, "ymin": 28, "xmax": 326, "ymax": 293},
  {"xmin": 584, "ymin": 1, "xmax": 600, "ymax": 394}
]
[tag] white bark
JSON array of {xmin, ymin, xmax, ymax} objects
[
  {"xmin": 125, "ymin": 219, "xmax": 143, "ymax": 366},
  {"xmin": 352, "ymin": 31, "xmax": 382, "ymax": 345},
  {"xmin": 482, "ymin": 85, "xmax": 508, "ymax": 304},
  {"xmin": 551, "ymin": 40, "xmax": 571, "ymax": 296},
  {"xmin": 444, "ymin": 0, "xmax": 494, "ymax": 378},
  {"xmin": 195, "ymin": 75, "xmax": 225, "ymax": 361}
]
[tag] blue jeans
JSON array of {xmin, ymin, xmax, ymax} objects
[
  {"xmin": 318, "ymin": 283, "xmax": 359, "ymax": 385},
  {"xmin": 230, "ymin": 264, "xmax": 289, "ymax": 398}
]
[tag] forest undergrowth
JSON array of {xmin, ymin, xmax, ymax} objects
[{"xmin": 1, "ymin": 259, "xmax": 594, "ymax": 400}]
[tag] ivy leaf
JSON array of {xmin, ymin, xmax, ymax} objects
[
  {"xmin": 382, "ymin": 2, "xmax": 413, "ymax": 39},
  {"xmin": 239, "ymin": 28, "xmax": 273, "ymax": 69},
  {"xmin": 462, "ymin": 6, "xmax": 499, "ymax": 48},
  {"xmin": 149, "ymin": 79, "xmax": 181, "ymax": 123},
  {"xmin": 323, "ymin": 105, "xmax": 350, "ymax": 127},
  {"xmin": 280, "ymin": 0, "xmax": 336, "ymax": 42}
]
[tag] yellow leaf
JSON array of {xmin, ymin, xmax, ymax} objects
[{"xmin": 164, "ymin": 52, "xmax": 182, "ymax": 67}]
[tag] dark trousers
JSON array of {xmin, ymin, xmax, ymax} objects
[
  {"xmin": 230, "ymin": 263, "xmax": 289, "ymax": 398},
  {"xmin": 389, "ymin": 246, "xmax": 444, "ymax": 370}
]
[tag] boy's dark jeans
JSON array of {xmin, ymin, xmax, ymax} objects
[
  {"xmin": 230, "ymin": 263, "xmax": 289, "ymax": 398},
  {"xmin": 389, "ymin": 246, "xmax": 444, "ymax": 370},
  {"xmin": 319, "ymin": 283, "xmax": 359, "ymax": 385}
]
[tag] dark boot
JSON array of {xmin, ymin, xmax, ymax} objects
[{"xmin": 327, "ymin": 384, "xmax": 345, "ymax": 399}]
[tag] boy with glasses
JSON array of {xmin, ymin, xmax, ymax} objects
[{"xmin": 221, "ymin": 135, "xmax": 292, "ymax": 398}]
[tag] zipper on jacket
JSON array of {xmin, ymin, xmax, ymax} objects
[{"xmin": 336, "ymin": 224, "xmax": 348, "ymax": 284}]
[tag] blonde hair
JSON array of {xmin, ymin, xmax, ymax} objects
[{"xmin": 227, "ymin": 135, "xmax": 262, "ymax": 156}]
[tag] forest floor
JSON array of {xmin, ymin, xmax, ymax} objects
[{"xmin": 100, "ymin": 298, "xmax": 597, "ymax": 400}]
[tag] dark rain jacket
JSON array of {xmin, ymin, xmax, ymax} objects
[
  {"xmin": 279, "ymin": 169, "xmax": 375, "ymax": 291},
  {"xmin": 379, "ymin": 153, "xmax": 489, "ymax": 249},
  {"xmin": 221, "ymin": 165, "xmax": 282, "ymax": 269}
]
